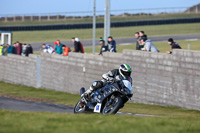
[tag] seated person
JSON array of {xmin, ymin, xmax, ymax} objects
[{"xmin": 42, "ymin": 44, "xmax": 54, "ymax": 54}]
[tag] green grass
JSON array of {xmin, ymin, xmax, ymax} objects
[
  {"xmin": 0, "ymin": 110, "xmax": 200, "ymax": 133},
  {"xmin": 0, "ymin": 82, "xmax": 80, "ymax": 106},
  {"xmin": 0, "ymin": 82, "xmax": 200, "ymax": 133},
  {"xmin": 84, "ymin": 39, "xmax": 200, "ymax": 54},
  {"xmin": 12, "ymin": 23, "xmax": 200, "ymax": 43},
  {"xmin": 1, "ymin": 13, "xmax": 200, "ymax": 26}
]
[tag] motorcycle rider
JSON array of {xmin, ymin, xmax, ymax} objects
[{"xmin": 81, "ymin": 64, "xmax": 132, "ymax": 97}]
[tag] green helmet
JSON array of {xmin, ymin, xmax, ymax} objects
[{"xmin": 119, "ymin": 64, "xmax": 132, "ymax": 78}]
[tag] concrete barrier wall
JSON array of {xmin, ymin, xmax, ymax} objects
[
  {"xmin": 0, "ymin": 54, "xmax": 38, "ymax": 87},
  {"xmin": 0, "ymin": 49, "xmax": 200, "ymax": 110}
]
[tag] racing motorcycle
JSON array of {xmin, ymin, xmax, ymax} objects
[{"xmin": 74, "ymin": 76, "xmax": 133, "ymax": 114}]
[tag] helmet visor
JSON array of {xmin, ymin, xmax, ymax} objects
[{"xmin": 122, "ymin": 71, "xmax": 131, "ymax": 77}]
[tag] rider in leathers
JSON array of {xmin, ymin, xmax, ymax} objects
[{"xmin": 82, "ymin": 64, "xmax": 132, "ymax": 97}]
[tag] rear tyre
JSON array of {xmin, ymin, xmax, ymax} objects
[
  {"xmin": 102, "ymin": 96, "xmax": 123, "ymax": 115},
  {"xmin": 74, "ymin": 99, "xmax": 86, "ymax": 114}
]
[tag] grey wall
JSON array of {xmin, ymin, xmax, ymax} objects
[
  {"xmin": 0, "ymin": 54, "xmax": 37, "ymax": 87},
  {"xmin": 0, "ymin": 49, "xmax": 200, "ymax": 111}
]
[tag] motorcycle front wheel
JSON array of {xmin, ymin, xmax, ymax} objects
[
  {"xmin": 102, "ymin": 96, "xmax": 123, "ymax": 115},
  {"xmin": 74, "ymin": 99, "xmax": 86, "ymax": 113}
]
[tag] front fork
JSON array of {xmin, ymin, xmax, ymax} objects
[{"xmin": 106, "ymin": 95, "xmax": 115, "ymax": 106}]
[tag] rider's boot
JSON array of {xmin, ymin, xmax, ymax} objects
[{"xmin": 81, "ymin": 86, "xmax": 94, "ymax": 98}]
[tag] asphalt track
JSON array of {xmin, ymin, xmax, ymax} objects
[
  {"xmin": 0, "ymin": 96, "xmax": 154, "ymax": 117},
  {"xmin": 31, "ymin": 34, "xmax": 200, "ymax": 52}
]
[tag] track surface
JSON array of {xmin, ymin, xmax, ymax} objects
[
  {"xmin": 31, "ymin": 34, "xmax": 200, "ymax": 52},
  {"xmin": 0, "ymin": 96, "xmax": 154, "ymax": 117}
]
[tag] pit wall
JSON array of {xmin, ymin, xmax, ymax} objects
[{"xmin": 0, "ymin": 49, "xmax": 200, "ymax": 111}]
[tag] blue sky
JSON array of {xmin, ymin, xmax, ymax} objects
[{"xmin": 0, "ymin": 0, "xmax": 200, "ymax": 15}]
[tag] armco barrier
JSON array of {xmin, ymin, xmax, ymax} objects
[
  {"xmin": 0, "ymin": 17, "xmax": 200, "ymax": 31},
  {"xmin": 0, "ymin": 49, "xmax": 200, "ymax": 110}
]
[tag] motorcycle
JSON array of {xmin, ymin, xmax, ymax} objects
[{"xmin": 74, "ymin": 76, "xmax": 133, "ymax": 114}]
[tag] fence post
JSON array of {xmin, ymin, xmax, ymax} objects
[
  {"xmin": 31, "ymin": 15, "xmax": 33, "ymax": 21},
  {"xmin": 39, "ymin": 14, "xmax": 41, "ymax": 21},
  {"xmin": 196, "ymin": 6, "xmax": 198, "ymax": 14},
  {"xmin": 65, "ymin": 13, "xmax": 67, "ymax": 20},
  {"xmin": 5, "ymin": 16, "xmax": 7, "ymax": 22},
  {"xmin": 188, "ymin": 44, "xmax": 190, "ymax": 50},
  {"xmin": 36, "ymin": 56, "xmax": 41, "ymax": 88},
  {"xmin": 13, "ymin": 15, "xmax": 16, "ymax": 22},
  {"xmin": 22, "ymin": 15, "xmax": 24, "ymax": 21},
  {"xmin": 57, "ymin": 14, "xmax": 59, "ymax": 20},
  {"xmin": 48, "ymin": 14, "xmax": 50, "ymax": 21}
]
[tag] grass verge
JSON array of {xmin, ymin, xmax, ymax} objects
[
  {"xmin": 0, "ymin": 109, "xmax": 200, "ymax": 133},
  {"xmin": 12, "ymin": 23, "xmax": 200, "ymax": 43}
]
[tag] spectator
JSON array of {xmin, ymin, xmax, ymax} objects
[
  {"xmin": 12, "ymin": 43, "xmax": 17, "ymax": 54},
  {"xmin": 62, "ymin": 45, "xmax": 71, "ymax": 56},
  {"xmin": 141, "ymin": 37, "xmax": 159, "ymax": 52},
  {"xmin": 75, "ymin": 38, "xmax": 84, "ymax": 53},
  {"xmin": 135, "ymin": 32, "xmax": 144, "ymax": 50},
  {"xmin": 72, "ymin": 37, "xmax": 82, "ymax": 53},
  {"xmin": 166, "ymin": 38, "xmax": 182, "ymax": 54},
  {"xmin": 3, "ymin": 44, "xmax": 8, "ymax": 56},
  {"xmin": 16, "ymin": 41, "xmax": 22, "ymax": 55},
  {"xmin": 0, "ymin": 44, "xmax": 3, "ymax": 55},
  {"xmin": 42, "ymin": 44, "xmax": 54, "ymax": 53},
  {"xmin": 21, "ymin": 43, "xmax": 28, "ymax": 56},
  {"xmin": 54, "ymin": 40, "xmax": 63, "ymax": 54},
  {"xmin": 98, "ymin": 37, "xmax": 108, "ymax": 55},
  {"xmin": 26, "ymin": 44, "xmax": 33, "ymax": 56},
  {"xmin": 107, "ymin": 36, "xmax": 116, "ymax": 52},
  {"xmin": 139, "ymin": 31, "xmax": 147, "ymax": 40},
  {"xmin": 7, "ymin": 44, "xmax": 13, "ymax": 54}
]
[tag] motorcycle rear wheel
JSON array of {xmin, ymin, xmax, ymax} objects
[{"xmin": 102, "ymin": 96, "xmax": 123, "ymax": 115}]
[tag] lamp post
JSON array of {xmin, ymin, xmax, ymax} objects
[
  {"xmin": 104, "ymin": 0, "xmax": 110, "ymax": 47},
  {"xmin": 92, "ymin": 0, "xmax": 96, "ymax": 55}
]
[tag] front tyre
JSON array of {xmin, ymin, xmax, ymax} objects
[
  {"xmin": 74, "ymin": 99, "xmax": 86, "ymax": 113},
  {"xmin": 102, "ymin": 96, "xmax": 123, "ymax": 115}
]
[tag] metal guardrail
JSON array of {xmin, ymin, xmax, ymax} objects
[{"xmin": 0, "ymin": 17, "xmax": 200, "ymax": 31}]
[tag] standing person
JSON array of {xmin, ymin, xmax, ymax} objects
[
  {"xmin": 62, "ymin": 45, "xmax": 71, "ymax": 56},
  {"xmin": 166, "ymin": 38, "xmax": 182, "ymax": 54},
  {"xmin": 3, "ymin": 44, "xmax": 8, "ymax": 56},
  {"xmin": 16, "ymin": 41, "xmax": 22, "ymax": 55},
  {"xmin": 72, "ymin": 37, "xmax": 82, "ymax": 53},
  {"xmin": 107, "ymin": 36, "xmax": 116, "ymax": 52},
  {"xmin": 139, "ymin": 31, "xmax": 147, "ymax": 40},
  {"xmin": 21, "ymin": 43, "xmax": 28, "ymax": 56},
  {"xmin": 26, "ymin": 44, "xmax": 33, "ymax": 56},
  {"xmin": 12, "ymin": 43, "xmax": 17, "ymax": 54},
  {"xmin": 135, "ymin": 32, "xmax": 144, "ymax": 50},
  {"xmin": 54, "ymin": 40, "xmax": 63, "ymax": 54},
  {"xmin": 7, "ymin": 44, "xmax": 13, "ymax": 54},
  {"xmin": 0, "ymin": 44, "xmax": 3, "ymax": 55},
  {"xmin": 75, "ymin": 38, "xmax": 84, "ymax": 53},
  {"xmin": 98, "ymin": 37, "xmax": 108, "ymax": 55},
  {"xmin": 140, "ymin": 37, "xmax": 159, "ymax": 52}
]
